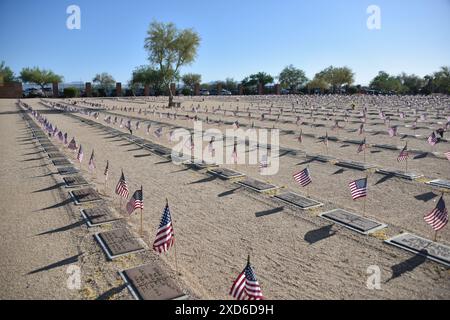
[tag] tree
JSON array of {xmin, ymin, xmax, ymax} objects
[
  {"xmin": 92, "ymin": 72, "xmax": 115, "ymax": 95},
  {"xmin": 224, "ymin": 78, "xmax": 238, "ymax": 92},
  {"xmin": 431, "ymin": 66, "xmax": 450, "ymax": 94},
  {"xmin": 278, "ymin": 65, "xmax": 308, "ymax": 92},
  {"xmin": 20, "ymin": 67, "xmax": 63, "ymax": 95},
  {"xmin": 397, "ymin": 73, "xmax": 423, "ymax": 94},
  {"xmin": 369, "ymin": 71, "xmax": 403, "ymax": 93},
  {"xmin": 0, "ymin": 61, "xmax": 16, "ymax": 83},
  {"xmin": 181, "ymin": 73, "xmax": 201, "ymax": 92},
  {"xmin": 316, "ymin": 66, "xmax": 354, "ymax": 93},
  {"xmin": 306, "ymin": 76, "xmax": 328, "ymax": 93},
  {"xmin": 241, "ymin": 72, "xmax": 274, "ymax": 87},
  {"xmin": 144, "ymin": 20, "xmax": 201, "ymax": 106},
  {"xmin": 63, "ymin": 87, "xmax": 79, "ymax": 98},
  {"xmin": 131, "ymin": 66, "xmax": 164, "ymax": 95}
]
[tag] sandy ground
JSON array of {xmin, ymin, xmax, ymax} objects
[{"xmin": 13, "ymin": 97, "xmax": 449, "ymax": 300}]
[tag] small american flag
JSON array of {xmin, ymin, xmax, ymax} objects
[
  {"xmin": 115, "ymin": 171, "xmax": 129, "ymax": 198},
  {"xmin": 399, "ymin": 112, "xmax": 405, "ymax": 119},
  {"xmin": 88, "ymin": 150, "xmax": 95, "ymax": 171},
  {"xmin": 64, "ymin": 133, "xmax": 68, "ymax": 145},
  {"xmin": 57, "ymin": 131, "xmax": 64, "ymax": 143},
  {"xmin": 77, "ymin": 145, "xmax": 84, "ymax": 163},
  {"xmin": 293, "ymin": 167, "xmax": 312, "ymax": 187},
  {"xmin": 104, "ymin": 160, "xmax": 109, "ymax": 180},
  {"xmin": 230, "ymin": 258, "xmax": 264, "ymax": 300},
  {"xmin": 427, "ymin": 132, "xmax": 438, "ymax": 146},
  {"xmin": 259, "ymin": 154, "xmax": 268, "ymax": 171},
  {"xmin": 358, "ymin": 123, "xmax": 364, "ymax": 135},
  {"xmin": 126, "ymin": 187, "xmax": 144, "ymax": 215},
  {"xmin": 146, "ymin": 123, "xmax": 151, "ymax": 135},
  {"xmin": 349, "ymin": 178, "xmax": 368, "ymax": 200},
  {"xmin": 154, "ymin": 127, "xmax": 163, "ymax": 138},
  {"xmin": 388, "ymin": 127, "xmax": 397, "ymax": 137},
  {"xmin": 208, "ymin": 137, "xmax": 215, "ymax": 155},
  {"xmin": 424, "ymin": 196, "xmax": 448, "ymax": 231},
  {"xmin": 153, "ymin": 202, "xmax": 175, "ymax": 253},
  {"xmin": 68, "ymin": 138, "xmax": 77, "ymax": 150},
  {"xmin": 233, "ymin": 121, "xmax": 240, "ymax": 129},
  {"xmin": 397, "ymin": 143, "xmax": 409, "ymax": 162},
  {"xmin": 232, "ymin": 142, "xmax": 238, "ymax": 164},
  {"xmin": 323, "ymin": 132, "xmax": 329, "ymax": 146},
  {"xmin": 357, "ymin": 138, "xmax": 366, "ymax": 154},
  {"xmin": 444, "ymin": 151, "xmax": 450, "ymax": 162}
]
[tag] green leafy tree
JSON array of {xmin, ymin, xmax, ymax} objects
[
  {"xmin": 369, "ymin": 71, "xmax": 403, "ymax": 93},
  {"xmin": 181, "ymin": 73, "xmax": 202, "ymax": 92},
  {"xmin": 131, "ymin": 66, "xmax": 165, "ymax": 95},
  {"xmin": 0, "ymin": 61, "xmax": 16, "ymax": 83},
  {"xmin": 316, "ymin": 66, "xmax": 354, "ymax": 93},
  {"xmin": 92, "ymin": 72, "xmax": 115, "ymax": 95},
  {"xmin": 20, "ymin": 67, "xmax": 63, "ymax": 95},
  {"xmin": 306, "ymin": 76, "xmax": 328, "ymax": 93},
  {"xmin": 431, "ymin": 66, "xmax": 450, "ymax": 94},
  {"xmin": 224, "ymin": 78, "xmax": 238, "ymax": 91},
  {"xmin": 144, "ymin": 20, "xmax": 201, "ymax": 106},
  {"xmin": 397, "ymin": 73, "xmax": 423, "ymax": 94},
  {"xmin": 63, "ymin": 87, "xmax": 79, "ymax": 98},
  {"xmin": 241, "ymin": 72, "xmax": 274, "ymax": 87},
  {"xmin": 278, "ymin": 65, "xmax": 308, "ymax": 92}
]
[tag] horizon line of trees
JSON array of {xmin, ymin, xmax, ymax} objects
[{"xmin": 3, "ymin": 60, "xmax": 449, "ymax": 96}]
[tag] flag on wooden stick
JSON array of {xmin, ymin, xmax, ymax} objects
[
  {"xmin": 230, "ymin": 257, "xmax": 264, "ymax": 300},
  {"xmin": 153, "ymin": 201, "xmax": 175, "ymax": 253}
]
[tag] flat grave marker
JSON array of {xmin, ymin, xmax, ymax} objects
[
  {"xmin": 95, "ymin": 229, "xmax": 145, "ymax": 260},
  {"xmin": 57, "ymin": 166, "xmax": 78, "ymax": 175},
  {"xmin": 319, "ymin": 209, "xmax": 387, "ymax": 234},
  {"xmin": 69, "ymin": 187, "xmax": 102, "ymax": 205},
  {"xmin": 209, "ymin": 167, "xmax": 246, "ymax": 180},
  {"xmin": 52, "ymin": 158, "xmax": 72, "ymax": 166},
  {"xmin": 237, "ymin": 177, "xmax": 279, "ymax": 193},
  {"xmin": 336, "ymin": 160, "xmax": 378, "ymax": 171},
  {"xmin": 119, "ymin": 264, "xmax": 188, "ymax": 300},
  {"xmin": 47, "ymin": 152, "xmax": 65, "ymax": 159},
  {"xmin": 275, "ymin": 192, "xmax": 323, "ymax": 210},
  {"xmin": 63, "ymin": 175, "xmax": 89, "ymax": 188},
  {"xmin": 426, "ymin": 179, "xmax": 450, "ymax": 190},
  {"xmin": 81, "ymin": 207, "xmax": 119, "ymax": 227},
  {"xmin": 376, "ymin": 169, "xmax": 423, "ymax": 180},
  {"xmin": 385, "ymin": 233, "xmax": 450, "ymax": 267}
]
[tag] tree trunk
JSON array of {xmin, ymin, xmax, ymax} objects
[{"xmin": 168, "ymin": 84, "xmax": 174, "ymax": 107}]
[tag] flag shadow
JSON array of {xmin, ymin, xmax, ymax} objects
[
  {"xmin": 32, "ymin": 182, "xmax": 66, "ymax": 193},
  {"xmin": 218, "ymin": 187, "xmax": 241, "ymax": 198},
  {"xmin": 96, "ymin": 284, "xmax": 128, "ymax": 300},
  {"xmin": 38, "ymin": 197, "xmax": 74, "ymax": 211},
  {"xmin": 255, "ymin": 206, "xmax": 284, "ymax": 217},
  {"xmin": 386, "ymin": 249, "xmax": 428, "ymax": 282},
  {"xmin": 27, "ymin": 253, "xmax": 83, "ymax": 275},
  {"xmin": 36, "ymin": 220, "xmax": 85, "ymax": 236},
  {"xmin": 414, "ymin": 192, "xmax": 438, "ymax": 203},
  {"xmin": 374, "ymin": 173, "xmax": 395, "ymax": 186},
  {"xmin": 304, "ymin": 225, "xmax": 336, "ymax": 245}
]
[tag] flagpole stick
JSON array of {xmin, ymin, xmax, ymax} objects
[
  {"xmin": 167, "ymin": 198, "xmax": 180, "ymax": 276},
  {"xmin": 140, "ymin": 208, "xmax": 143, "ymax": 236}
]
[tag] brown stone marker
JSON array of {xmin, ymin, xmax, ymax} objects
[
  {"xmin": 82, "ymin": 207, "xmax": 118, "ymax": 226},
  {"xmin": 121, "ymin": 264, "xmax": 188, "ymax": 300},
  {"xmin": 144, "ymin": 84, "xmax": 150, "ymax": 96},
  {"xmin": 85, "ymin": 82, "xmax": 92, "ymax": 97},
  {"xmin": 52, "ymin": 82, "xmax": 59, "ymax": 98},
  {"xmin": 116, "ymin": 82, "xmax": 122, "ymax": 97},
  {"xmin": 70, "ymin": 187, "xmax": 102, "ymax": 204}
]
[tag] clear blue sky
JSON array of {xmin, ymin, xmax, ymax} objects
[{"xmin": 1, "ymin": 0, "xmax": 449, "ymax": 85}]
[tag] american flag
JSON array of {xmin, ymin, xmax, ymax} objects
[
  {"xmin": 88, "ymin": 150, "xmax": 95, "ymax": 171},
  {"xmin": 68, "ymin": 138, "xmax": 77, "ymax": 150},
  {"xmin": 358, "ymin": 123, "xmax": 364, "ymax": 135},
  {"xmin": 115, "ymin": 171, "xmax": 129, "ymax": 198},
  {"xmin": 427, "ymin": 132, "xmax": 438, "ymax": 146},
  {"xmin": 230, "ymin": 259, "xmax": 264, "ymax": 300},
  {"xmin": 388, "ymin": 126, "xmax": 397, "ymax": 137},
  {"xmin": 357, "ymin": 138, "xmax": 366, "ymax": 154},
  {"xmin": 232, "ymin": 142, "xmax": 238, "ymax": 164},
  {"xmin": 153, "ymin": 202, "xmax": 175, "ymax": 253},
  {"xmin": 424, "ymin": 196, "xmax": 448, "ymax": 231},
  {"xmin": 147, "ymin": 123, "xmax": 151, "ymax": 135},
  {"xmin": 233, "ymin": 121, "xmax": 240, "ymax": 129},
  {"xmin": 57, "ymin": 131, "xmax": 64, "ymax": 143},
  {"xmin": 126, "ymin": 187, "xmax": 144, "ymax": 215},
  {"xmin": 208, "ymin": 137, "xmax": 215, "ymax": 155},
  {"xmin": 298, "ymin": 130, "xmax": 303, "ymax": 143},
  {"xmin": 64, "ymin": 133, "xmax": 68, "ymax": 145},
  {"xmin": 104, "ymin": 160, "xmax": 109, "ymax": 180},
  {"xmin": 259, "ymin": 154, "xmax": 268, "ymax": 171},
  {"xmin": 399, "ymin": 112, "xmax": 405, "ymax": 119},
  {"xmin": 154, "ymin": 127, "xmax": 163, "ymax": 138},
  {"xmin": 397, "ymin": 143, "xmax": 409, "ymax": 162},
  {"xmin": 77, "ymin": 145, "xmax": 84, "ymax": 162},
  {"xmin": 444, "ymin": 151, "xmax": 450, "ymax": 162},
  {"xmin": 349, "ymin": 178, "xmax": 368, "ymax": 200},
  {"xmin": 323, "ymin": 132, "xmax": 329, "ymax": 146},
  {"xmin": 293, "ymin": 167, "xmax": 312, "ymax": 187}
]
